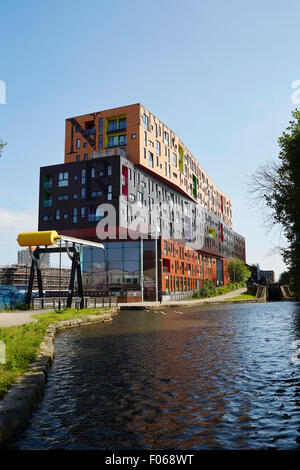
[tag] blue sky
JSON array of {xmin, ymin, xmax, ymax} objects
[{"xmin": 0, "ymin": 0, "xmax": 299, "ymax": 278}]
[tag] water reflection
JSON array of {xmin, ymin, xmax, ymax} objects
[{"xmin": 9, "ymin": 302, "xmax": 300, "ymax": 449}]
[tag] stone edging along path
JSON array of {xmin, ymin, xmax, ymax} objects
[{"xmin": 0, "ymin": 309, "xmax": 118, "ymax": 446}]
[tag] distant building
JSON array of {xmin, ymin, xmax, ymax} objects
[
  {"xmin": 0, "ymin": 264, "xmax": 70, "ymax": 291},
  {"xmin": 18, "ymin": 249, "xmax": 50, "ymax": 267},
  {"xmin": 247, "ymin": 264, "xmax": 275, "ymax": 284},
  {"xmin": 260, "ymin": 270, "xmax": 275, "ymax": 283}
]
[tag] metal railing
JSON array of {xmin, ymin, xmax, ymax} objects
[
  {"xmin": 162, "ymin": 290, "xmax": 196, "ymax": 301},
  {"xmin": 32, "ymin": 296, "xmax": 118, "ymax": 310}
]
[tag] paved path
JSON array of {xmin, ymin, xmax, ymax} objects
[
  {"xmin": 118, "ymin": 287, "xmax": 247, "ymax": 309},
  {"xmin": 0, "ymin": 309, "xmax": 54, "ymax": 328}
]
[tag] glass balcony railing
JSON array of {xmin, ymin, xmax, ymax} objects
[
  {"xmin": 91, "ymin": 149, "xmax": 128, "ymax": 160},
  {"xmin": 85, "ymin": 128, "xmax": 95, "ymax": 135},
  {"xmin": 107, "ymin": 125, "xmax": 127, "ymax": 133}
]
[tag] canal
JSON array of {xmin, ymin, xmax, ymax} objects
[{"xmin": 10, "ymin": 301, "xmax": 300, "ymax": 450}]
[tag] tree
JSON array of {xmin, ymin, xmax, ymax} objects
[
  {"xmin": 227, "ymin": 258, "xmax": 250, "ymax": 283},
  {"xmin": 249, "ymin": 109, "xmax": 300, "ymax": 299},
  {"xmin": 279, "ymin": 270, "xmax": 293, "ymax": 286},
  {"xmin": 0, "ymin": 139, "xmax": 6, "ymax": 158}
]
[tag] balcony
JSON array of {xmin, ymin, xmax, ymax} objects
[
  {"xmin": 91, "ymin": 149, "xmax": 129, "ymax": 160},
  {"xmin": 85, "ymin": 128, "xmax": 95, "ymax": 136},
  {"xmin": 106, "ymin": 125, "xmax": 127, "ymax": 134},
  {"xmin": 44, "ymin": 181, "xmax": 52, "ymax": 190}
]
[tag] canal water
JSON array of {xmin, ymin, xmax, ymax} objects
[{"xmin": 10, "ymin": 301, "xmax": 300, "ymax": 450}]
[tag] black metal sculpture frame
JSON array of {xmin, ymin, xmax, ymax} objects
[{"xmin": 26, "ymin": 244, "xmax": 84, "ymax": 309}]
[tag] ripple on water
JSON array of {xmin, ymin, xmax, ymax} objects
[{"xmin": 8, "ymin": 302, "xmax": 300, "ymax": 450}]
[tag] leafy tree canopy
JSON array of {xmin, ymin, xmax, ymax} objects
[{"xmin": 227, "ymin": 258, "xmax": 250, "ymax": 283}]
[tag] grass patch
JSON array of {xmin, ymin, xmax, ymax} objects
[
  {"xmin": 193, "ymin": 281, "xmax": 246, "ymax": 299},
  {"xmin": 226, "ymin": 294, "xmax": 255, "ymax": 300},
  {"xmin": 0, "ymin": 307, "xmax": 110, "ymax": 399}
]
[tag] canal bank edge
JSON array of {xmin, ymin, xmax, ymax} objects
[{"xmin": 0, "ymin": 308, "xmax": 118, "ymax": 446}]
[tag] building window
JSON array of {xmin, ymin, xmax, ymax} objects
[
  {"xmin": 131, "ymin": 133, "xmax": 136, "ymax": 139},
  {"xmin": 99, "ymin": 134, "xmax": 103, "ymax": 149},
  {"xmin": 81, "ymin": 169, "xmax": 86, "ymax": 184},
  {"xmin": 58, "ymin": 172, "xmax": 68, "ymax": 187},
  {"xmin": 76, "ymin": 139, "xmax": 80, "ymax": 149},
  {"xmin": 119, "ymin": 135, "xmax": 127, "ymax": 146},
  {"xmin": 164, "ymin": 131, "xmax": 169, "ymax": 146},
  {"xmin": 76, "ymin": 155, "xmax": 80, "ymax": 162},
  {"xmin": 143, "ymin": 114, "xmax": 148, "ymax": 129},
  {"xmin": 144, "ymin": 131, "xmax": 147, "ymax": 146},
  {"xmin": 119, "ymin": 118, "xmax": 126, "ymax": 130},
  {"xmin": 107, "ymin": 119, "xmax": 118, "ymax": 131},
  {"xmin": 88, "ymin": 206, "xmax": 103, "ymax": 222},
  {"xmin": 107, "ymin": 184, "xmax": 112, "ymax": 200},
  {"xmin": 91, "ymin": 168, "xmax": 95, "ymax": 178},
  {"xmin": 81, "ymin": 187, "xmax": 86, "ymax": 198},
  {"xmin": 81, "ymin": 207, "xmax": 85, "ymax": 218},
  {"xmin": 156, "ymin": 140, "xmax": 161, "ymax": 155},
  {"xmin": 148, "ymin": 151, "xmax": 153, "ymax": 168},
  {"xmin": 56, "ymin": 210, "xmax": 60, "ymax": 220},
  {"xmin": 91, "ymin": 191, "xmax": 102, "ymax": 197},
  {"xmin": 43, "ymin": 191, "xmax": 52, "ymax": 208},
  {"xmin": 73, "ymin": 194, "xmax": 78, "ymax": 199},
  {"xmin": 137, "ymin": 191, "xmax": 143, "ymax": 207},
  {"xmin": 63, "ymin": 213, "xmax": 68, "ymax": 220},
  {"xmin": 108, "ymin": 165, "xmax": 112, "ymax": 176},
  {"xmin": 73, "ymin": 208, "xmax": 77, "ymax": 223},
  {"xmin": 172, "ymin": 153, "xmax": 177, "ymax": 167},
  {"xmin": 84, "ymin": 154, "xmax": 88, "ymax": 160},
  {"xmin": 108, "ymin": 135, "xmax": 118, "ymax": 147},
  {"xmin": 99, "ymin": 118, "xmax": 103, "ymax": 132},
  {"xmin": 83, "ymin": 143, "xmax": 87, "ymax": 148}
]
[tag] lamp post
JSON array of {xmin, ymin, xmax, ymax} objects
[
  {"xmin": 58, "ymin": 238, "xmax": 62, "ymax": 310},
  {"xmin": 140, "ymin": 237, "xmax": 144, "ymax": 302}
]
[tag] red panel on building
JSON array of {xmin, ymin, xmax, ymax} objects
[{"xmin": 122, "ymin": 165, "xmax": 128, "ymax": 199}]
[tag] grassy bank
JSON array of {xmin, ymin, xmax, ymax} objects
[
  {"xmin": 193, "ymin": 280, "xmax": 246, "ymax": 299},
  {"xmin": 227, "ymin": 294, "xmax": 255, "ymax": 300},
  {"xmin": 0, "ymin": 308, "xmax": 110, "ymax": 399}
]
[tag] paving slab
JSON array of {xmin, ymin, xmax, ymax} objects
[{"xmin": 0, "ymin": 310, "xmax": 54, "ymax": 328}]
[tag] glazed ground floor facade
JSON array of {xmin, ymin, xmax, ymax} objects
[{"xmin": 80, "ymin": 238, "xmax": 230, "ymax": 302}]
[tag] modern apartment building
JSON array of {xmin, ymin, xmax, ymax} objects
[{"xmin": 39, "ymin": 104, "xmax": 245, "ymax": 301}]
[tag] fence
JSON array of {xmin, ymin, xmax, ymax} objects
[
  {"xmin": 161, "ymin": 290, "xmax": 196, "ymax": 301},
  {"xmin": 32, "ymin": 296, "xmax": 118, "ymax": 310}
]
